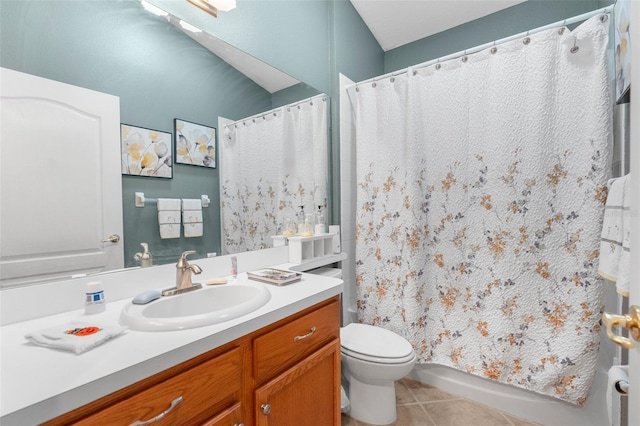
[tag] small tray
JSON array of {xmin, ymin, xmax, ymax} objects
[{"xmin": 247, "ymin": 268, "xmax": 302, "ymax": 286}]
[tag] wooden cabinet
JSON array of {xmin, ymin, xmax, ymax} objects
[
  {"xmin": 65, "ymin": 347, "xmax": 245, "ymax": 426},
  {"xmin": 254, "ymin": 341, "xmax": 340, "ymax": 426},
  {"xmin": 45, "ymin": 296, "xmax": 340, "ymax": 426},
  {"xmin": 253, "ymin": 299, "xmax": 341, "ymax": 426}
]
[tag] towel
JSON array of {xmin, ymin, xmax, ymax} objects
[
  {"xmin": 182, "ymin": 198, "xmax": 203, "ymax": 238},
  {"xmin": 25, "ymin": 322, "xmax": 126, "ymax": 354},
  {"xmin": 598, "ymin": 175, "xmax": 630, "ymax": 297},
  {"xmin": 157, "ymin": 198, "xmax": 181, "ymax": 239}
]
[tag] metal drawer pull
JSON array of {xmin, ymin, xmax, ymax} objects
[
  {"xmin": 293, "ymin": 326, "xmax": 317, "ymax": 342},
  {"xmin": 234, "ymin": 424, "xmax": 245, "ymax": 426},
  {"xmin": 261, "ymin": 404, "xmax": 272, "ymax": 415},
  {"xmin": 130, "ymin": 396, "xmax": 183, "ymax": 425}
]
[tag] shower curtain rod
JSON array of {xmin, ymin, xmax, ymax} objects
[
  {"xmin": 224, "ymin": 92, "xmax": 327, "ymax": 130},
  {"xmin": 346, "ymin": 4, "xmax": 614, "ymax": 90}
]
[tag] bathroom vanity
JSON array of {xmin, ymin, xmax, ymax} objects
[
  {"xmin": 47, "ymin": 296, "xmax": 340, "ymax": 426},
  {"xmin": 0, "ymin": 248, "xmax": 345, "ymax": 425}
]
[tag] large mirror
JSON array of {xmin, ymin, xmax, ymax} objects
[{"xmin": 0, "ymin": 0, "xmax": 329, "ymax": 285}]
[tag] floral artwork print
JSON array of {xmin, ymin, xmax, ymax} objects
[
  {"xmin": 174, "ymin": 119, "xmax": 216, "ymax": 168},
  {"xmin": 354, "ymin": 16, "xmax": 611, "ymax": 405},
  {"xmin": 121, "ymin": 124, "xmax": 172, "ymax": 178}
]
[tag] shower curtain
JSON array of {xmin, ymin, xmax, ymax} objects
[
  {"xmin": 221, "ymin": 96, "xmax": 328, "ymax": 254},
  {"xmin": 354, "ymin": 16, "xmax": 611, "ymax": 405}
]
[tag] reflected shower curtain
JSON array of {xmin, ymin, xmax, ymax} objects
[
  {"xmin": 221, "ymin": 96, "xmax": 328, "ymax": 254},
  {"xmin": 354, "ymin": 16, "xmax": 611, "ymax": 404}
]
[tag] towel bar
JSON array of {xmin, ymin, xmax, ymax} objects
[{"xmin": 134, "ymin": 192, "xmax": 210, "ymax": 208}]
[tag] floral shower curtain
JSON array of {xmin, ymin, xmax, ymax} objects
[
  {"xmin": 221, "ymin": 95, "xmax": 328, "ymax": 254},
  {"xmin": 354, "ymin": 16, "xmax": 611, "ymax": 405}
]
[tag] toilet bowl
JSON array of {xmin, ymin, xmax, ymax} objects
[{"xmin": 341, "ymin": 323, "xmax": 417, "ymax": 425}]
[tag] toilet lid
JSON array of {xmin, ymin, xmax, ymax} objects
[{"xmin": 340, "ymin": 323, "xmax": 415, "ymax": 363}]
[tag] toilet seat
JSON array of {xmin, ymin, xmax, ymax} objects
[{"xmin": 341, "ymin": 323, "xmax": 415, "ymax": 364}]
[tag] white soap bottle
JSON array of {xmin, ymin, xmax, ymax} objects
[
  {"xmin": 314, "ymin": 205, "xmax": 326, "ymax": 235},
  {"xmin": 85, "ymin": 281, "xmax": 106, "ymax": 314}
]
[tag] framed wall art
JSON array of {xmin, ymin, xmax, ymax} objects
[
  {"xmin": 615, "ymin": 0, "xmax": 631, "ymax": 103},
  {"xmin": 121, "ymin": 124, "xmax": 173, "ymax": 178},
  {"xmin": 174, "ymin": 118, "xmax": 217, "ymax": 168}
]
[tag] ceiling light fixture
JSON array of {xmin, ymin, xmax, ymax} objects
[
  {"xmin": 186, "ymin": 0, "xmax": 236, "ymax": 18},
  {"xmin": 179, "ymin": 20, "xmax": 202, "ymax": 33},
  {"xmin": 141, "ymin": 0, "xmax": 169, "ymax": 17}
]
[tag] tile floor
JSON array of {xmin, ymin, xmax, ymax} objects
[{"xmin": 341, "ymin": 377, "xmax": 542, "ymax": 426}]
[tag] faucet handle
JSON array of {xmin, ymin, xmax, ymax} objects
[{"xmin": 177, "ymin": 250, "xmax": 197, "ymax": 268}]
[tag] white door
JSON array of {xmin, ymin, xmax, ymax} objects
[{"xmin": 0, "ymin": 68, "xmax": 123, "ymax": 287}]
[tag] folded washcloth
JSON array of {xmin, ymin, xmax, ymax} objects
[
  {"xmin": 157, "ymin": 198, "xmax": 181, "ymax": 239},
  {"xmin": 184, "ymin": 222, "xmax": 204, "ymax": 238},
  {"xmin": 598, "ymin": 175, "xmax": 631, "ymax": 297},
  {"xmin": 157, "ymin": 198, "xmax": 181, "ymax": 211},
  {"xmin": 182, "ymin": 198, "xmax": 203, "ymax": 238},
  {"xmin": 25, "ymin": 322, "xmax": 126, "ymax": 354},
  {"xmin": 158, "ymin": 211, "xmax": 180, "ymax": 224},
  {"xmin": 181, "ymin": 198, "xmax": 202, "ymax": 211}
]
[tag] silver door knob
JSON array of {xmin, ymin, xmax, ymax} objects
[
  {"xmin": 102, "ymin": 234, "xmax": 120, "ymax": 243},
  {"xmin": 261, "ymin": 404, "xmax": 271, "ymax": 415}
]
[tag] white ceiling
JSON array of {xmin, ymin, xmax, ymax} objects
[{"xmin": 350, "ymin": 0, "xmax": 527, "ymax": 51}]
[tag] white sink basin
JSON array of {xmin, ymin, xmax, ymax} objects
[{"xmin": 120, "ymin": 281, "xmax": 271, "ymax": 331}]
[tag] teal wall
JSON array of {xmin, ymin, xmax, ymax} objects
[
  {"xmin": 0, "ymin": 0, "xmax": 274, "ymax": 267},
  {"xmin": 384, "ymin": 0, "xmax": 613, "ymax": 73},
  {"xmin": 0, "ymin": 0, "xmax": 615, "ymax": 269},
  {"xmin": 153, "ymin": 0, "xmax": 332, "ymax": 95}
]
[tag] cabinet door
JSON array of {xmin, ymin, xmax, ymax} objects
[{"xmin": 255, "ymin": 339, "xmax": 340, "ymax": 426}]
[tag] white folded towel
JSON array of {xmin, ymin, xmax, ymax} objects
[
  {"xmin": 158, "ymin": 198, "xmax": 181, "ymax": 239},
  {"xmin": 598, "ymin": 175, "xmax": 630, "ymax": 297},
  {"xmin": 25, "ymin": 322, "xmax": 126, "ymax": 354},
  {"xmin": 182, "ymin": 198, "xmax": 203, "ymax": 238},
  {"xmin": 157, "ymin": 198, "xmax": 181, "ymax": 211}
]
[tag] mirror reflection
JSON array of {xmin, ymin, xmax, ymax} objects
[{"xmin": 0, "ymin": 0, "xmax": 328, "ymax": 286}]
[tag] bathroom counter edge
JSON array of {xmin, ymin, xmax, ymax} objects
[{"xmin": 0, "ymin": 268, "xmax": 343, "ymax": 425}]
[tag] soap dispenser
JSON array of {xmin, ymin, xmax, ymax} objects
[
  {"xmin": 297, "ymin": 205, "xmax": 306, "ymax": 231},
  {"xmin": 314, "ymin": 205, "xmax": 326, "ymax": 235},
  {"xmin": 134, "ymin": 243, "xmax": 153, "ymax": 268},
  {"xmin": 301, "ymin": 213, "xmax": 314, "ymax": 237}
]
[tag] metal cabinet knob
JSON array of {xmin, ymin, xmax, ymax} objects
[
  {"xmin": 261, "ymin": 404, "xmax": 272, "ymax": 415},
  {"xmin": 603, "ymin": 305, "xmax": 640, "ymax": 349}
]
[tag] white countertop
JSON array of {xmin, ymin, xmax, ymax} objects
[{"xmin": 0, "ymin": 266, "xmax": 343, "ymax": 425}]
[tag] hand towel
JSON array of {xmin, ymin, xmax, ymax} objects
[
  {"xmin": 598, "ymin": 175, "xmax": 631, "ymax": 296},
  {"xmin": 157, "ymin": 198, "xmax": 181, "ymax": 239},
  {"xmin": 182, "ymin": 198, "xmax": 203, "ymax": 238},
  {"xmin": 25, "ymin": 322, "xmax": 126, "ymax": 354}
]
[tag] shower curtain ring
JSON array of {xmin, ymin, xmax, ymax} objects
[
  {"xmin": 570, "ymin": 37, "xmax": 579, "ymax": 54},
  {"xmin": 461, "ymin": 51, "xmax": 468, "ymax": 63},
  {"xmin": 490, "ymin": 41, "xmax": 497, "ymax": 54}
]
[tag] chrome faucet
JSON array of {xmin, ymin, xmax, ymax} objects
[{"xmin": 162, "ymin": 251, "xmax": 203, "ymax": 296}]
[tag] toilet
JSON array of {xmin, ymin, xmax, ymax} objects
[{"xmin": 341, "ymin": 323, "xmax": 417, "ymax": 425}]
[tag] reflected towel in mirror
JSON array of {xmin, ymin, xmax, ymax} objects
[
  {"xmin": 158, "ymin": 198, "xmax": 181, "ymax": 239},
  {"xmin": 182, "ymin": 198, "xmax": 203, "ymax": 238}
]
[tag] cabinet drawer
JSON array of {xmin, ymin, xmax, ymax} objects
[
  {"xmin": 74, "ymin": 347, "xmax": 243, "ymax": 426},
  {"xmin": 254, "ymin": 299, "xmax": 339, "ymax": 383}
]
